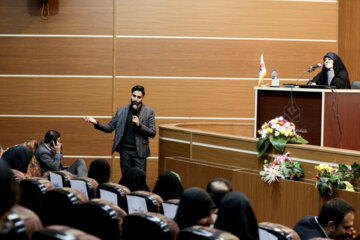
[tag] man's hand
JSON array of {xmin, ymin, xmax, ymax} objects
[
  {"xmin": 84, "ymin": 116, "xmax": 97, "ymax": 124},
  {"xmin": 53, "ymin": 141, "xmax": 62, "ymax": 154},
  {"xmin": 132, "ymin": 115, "xmax": 140, "ymax": 127}
]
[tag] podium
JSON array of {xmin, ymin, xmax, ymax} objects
[{"xmin": 254, "ymin": 87, "xmax": 360, "ymax": 151}]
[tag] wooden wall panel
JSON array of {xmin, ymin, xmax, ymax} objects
[
  {"xmin": 117, "ymin": 0, "xmax": 337, "ymax": 39},
  {"xmin": 114, "ymin": 78, "xmax": 258, "ymax": 117},
  {"xmin": 0, "ymin": 118, "xmax": 112, "ymax": 156},
  {"xmin": 0, "ymin": 38, "xmax": 112, "ymax": 75},
  {"xmin": 338, "ymin": 0, "xmax": 360, "ymax": 82},
  {"xmin": 0, "ymin": 78, "xmax": 112, "ymax": 115},
  {"xmin": 116, "ymin": 38, "xmax": 336, "ymax": 78},
  {"xmin": 0, "ymin": 0, "xmax": 113, "ymax": 34}
]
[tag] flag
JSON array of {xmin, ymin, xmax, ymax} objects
[{"xmin": 258, "ymin": 54, "xmax": 267, "ymax": 86}]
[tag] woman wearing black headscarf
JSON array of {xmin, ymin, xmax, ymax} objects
[
  {"xmin": 174, "ymin": 187, "xmax": 217, "ymax": 230},
  {"xmin": 152, "ymin": 171, "xmax": 184, "ymax": 201},
  {"xmin": 88, "ymin": 159, "xmax": 111, "ymax": 184},
  {"xmin": 309, "ymin": 52, "xmax": 351, "ymax": 89},
  {"xmin": 1, "ymin": 145, "xmax": 32, "ymax": 173},
  {"xmin": 119, "ymin": 167, "xmax": 150, "ymax": 192},
  {"xmin": 214, "ymin": 191, "xmax": 259, "ymax": 240}
]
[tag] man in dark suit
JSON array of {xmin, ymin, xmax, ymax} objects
[
  {"xmin": 294, "ymin": 198, "xmax": 356, "ymax": 240},
  {"xmin": 84, "ymin": 85, "xmax": 156, "ymax": 176},
  {"xmin": 35, "ymin": 130, "xmax": 88, "ymax": 176}
]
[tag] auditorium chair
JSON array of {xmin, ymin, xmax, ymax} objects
[
  {"xmin": 42, "ymin": 187, "xmax": 87, "ymax": 226},
  {"xmin": 19, "ymin": 177, "xmax": 54, "ymax": 221},
  {"xmin": 70, "ymin": 198, "xmax": 127, "ymax": 240},
  {"xmin": 126, "ymin": 190, "xmax": 163, "ymax": 213},
  {"xmin": 160, "ymin": 199, "xmax": 179, "ymax": 219},
  {"xmin": 0, "ymin": 211, "xmax": 28, "ymax": 240},
  {"xmin": 11, "ymin": 205, "xmax": 44, "ymax": 240},
  {"xmin": 71, "ymin": 177, "xmax": 99, "ymax": 200},
  {"xmin": 258, "ymin": 222, "xmax": 300, "ymax": 240},
  {"xmin": 96, "ymin": 182, "xmax": 130, "ymax": 210},
  {"xmin": 31, "ymin": 225, "xmax": 100, "ymax": 240},
  {"xmin": 177, "ymin": 226, "xmax": 239, "ymax": 240},
  {"xmin": 122, "ymin": 212, "xmax": 179, "ymax": 240},
  {"xmin": 45, "ymin": 170, "xmax": 74, "ymax": 187}
]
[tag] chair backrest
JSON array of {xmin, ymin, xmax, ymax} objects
[
  {"xmin": 259, "ymin": 222, "xmax": 300, "ymax": 240},
  {"xmin": 70, "ymin": 199, "xmax": 127, "ymax": 240},
  {"xmin": 351, "ymin": 81, "xmax": 360, "ymax": 89},
  {"xmin": 11, "ymin": 205, "xmax": 44, "ymax": 239},
  {"xmin": 127, "ymin": 191, "xmax": 163, "ymax": 214},
  {"xmin": 47, "ymin": 170, "xmax": 74, "ymax": 187},
  {"xmin": 96, "ymin": 182, "xmax": 130, "ymax": 210},
  {"xmin": 31, "ymin": 225, "xmax": 101, "ymax": 240},
  {"xmin": 160, "ymin": 199, "xmax": 179, "ymax": 219},
  {"xmin": 42, "ymin": 187, "xmax": 87, "ymax": 226},
  {"xmin": 70, "ymin": 177, "xmax": 98, "ymax": 200},
  {"xmin": 122, "ymin": 212, "xmax": 179, "ymax": 240},
  {"xmin": 0, "ymin": 211, "xmax": 28, "ymax": 240},
  {"xmin": 177, "ymin": 226, "xmax": 239, "ymax": 240},
  {"xmin": 20, "ymin": 178, "xmax": 54, "ymax": 221}
]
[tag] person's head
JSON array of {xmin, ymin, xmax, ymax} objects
[
  {"xmin": 323, "ymin": 52, "xmax": 348, "ymax": 75},
  {"xmin": 1, "ymin": 145, "xmax": 32, "ymax": 173},
  {"xmin": 174, "ymin": 187, "xmax": 217, "ymax": 229},
  {"xmin": 152, "ymin": 171, "xmax": 184, "ymax": 201},
  {"xmin": 318, "ymin": 198, "xmax": 355, "ymax": 240},
  {"xmin": 119, "ymin": 167, "xmax": 149, "ymax": 192},
  {"xmin": 88, "ymin": 159, "xmax": 111, "ymax": 184},
  {"xmin": 214, "ymin": 191, "xmax": 259, "ymax": 240},
  {"xmin": 206, "ymin": 178, "xmax": 232, "ymax": 208},
  {"xmin": 131, "ymin": 85, "xmax": 145, "ymax": 108},
  {"xmin": 0, "ymin": 159, "xmax": 20, "ymax": 218},
  {"xmin": 44, "ymin": 130, "xmax": 61, "ymax": 144},
  {"xmin": 23, "ymin": 140, "xmax": 39, "ymax": 155}
]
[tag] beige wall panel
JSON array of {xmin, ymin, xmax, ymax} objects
[
  {"xmin": 115, "ymin": 78, "xmax": 259, "ymax": 117},
  {"xmin": 338, "ymin": 0, "xmax": 360, "ymax": 82},
  {"xmin": 0, "ymin": 38, "xmax": 112, "ymax": 75},
  {"xmin": 116, "ymin": 38, "xmax": 336, "ymax": 78},
  {"xmin": 0, "ymin": 118, "xmax": 112, "ymax": 156},
  {"xmin": 0, "ymin": 0, "xmax": 113, "ymax": 34},
  {"xmin": 117, "ymin": 0, "xmax": 336, "ymax": 39},
  {"xmin": 0, "ymin": 78, "xmax": 112, "ymax": 115}
]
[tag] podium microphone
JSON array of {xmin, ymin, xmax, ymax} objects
[{"xmin": 306, "ymin": 63, "xmax": 322, "ymax": 73}]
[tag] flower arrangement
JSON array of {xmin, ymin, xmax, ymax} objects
[
  {"xmin": 315, "ymin": 162, "xmax": 360, "ymax": 197},
  {"xmin": 256, "ymin": 116, "xmax": 308, "ymax": 157},
  {"xmin": 260, "ymin": 152, "xmax": 304, "ymax": 184}
]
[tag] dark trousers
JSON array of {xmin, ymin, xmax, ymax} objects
[{"xmin": 119, "ymin": 148, "xmax": 146, "ymax": 176}]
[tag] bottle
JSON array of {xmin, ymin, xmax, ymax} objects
[{"xmin": 271, "ymin": 69, "xmax": 279, "ymax": 86}]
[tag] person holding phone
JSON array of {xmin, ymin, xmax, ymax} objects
[
  {"xmin": 35, "ymin": 130, "xmax": 87, "ymax": 177},
  {"xmin": 84, "ymin": 85, "xmax": 156, "ymax": 177}
]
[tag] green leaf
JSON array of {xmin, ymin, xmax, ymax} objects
[
  {"xmin": 257, "ymin": 139, "xmax": 271, "ymax": 157},
  {"xmin": 351, "ymin": 162, "xmax": 360, "ymax": 176},
  {"xmin": 255, "ymin": 138, "xmax": 267, "ymax": 151},
  {"xmin": 289, "ymin": 135, "xmax": 308, "ymax": 144},
  {"xmin": 269, "ymin": 135, "xmax": 288, "ymax": 152},
  {"xmin": 338, "ymin": 164, "xmax": 349, "ymax": 174}
]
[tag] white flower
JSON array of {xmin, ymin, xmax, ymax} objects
[
  {"xmin": 262, "ymin": 165, "xmax": 284, "ymax": 184},
  {"xmin": 261, "ymin": 129, "xmax": 267, "ymax": 139},
  {"xmin": 274, "ymin": 131, "xmax": 280, "ymax": 137}
]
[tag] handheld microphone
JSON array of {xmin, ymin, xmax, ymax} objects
[
  {"xmin": 132, "ymin": 104, "xmax": 137, "ymax": 110},
  {"xmin": 306, "ymin": 63, "xmax": 322, "ymax": 72}
]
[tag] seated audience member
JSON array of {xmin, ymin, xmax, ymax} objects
[
  {"xmin": 88, "ymin": 159, "xmax": 111, "ymax": 184},
  {"xmin": 0, "ymin": 159, "xmax": 21, "ymax": 230},
  {"xmin": 206, "ymin": 177, "xmax": 232, "ymax": 208},
  {"xmin": 214, "ymin": 191, "xmax": 259, "ymax": 240},
  {"xmin": 174, "ymin": 187, "xmax": 217, "ymax": 230},
  {"xmin": 23, "ymin": 140, "xmax": 42, "ymax": 177},
  {"xmin": 119, "ymin": 167, "xmax": 149, "ymax": 192},
  {"xmin": 294, "ymin": 198, "xmax": 356, "ymax": 240},
  {"xmin": 1, "ymin": 145, "xmax": 32, "ymax": 174},
  {"xmin": 308, "ymin": 52, "xmax": 351, "ymax": 89},
  {"xmin": 152, "ymin": 171, "xmax": 184, "ymax": 201},
  {"xmin": 35, "ymin": 130, "xmax": 87, "ymax": 177}
]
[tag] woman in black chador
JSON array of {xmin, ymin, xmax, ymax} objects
[{"xmin": 309, "ymin": 52, "xmax": 351, "ymax": 89}]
